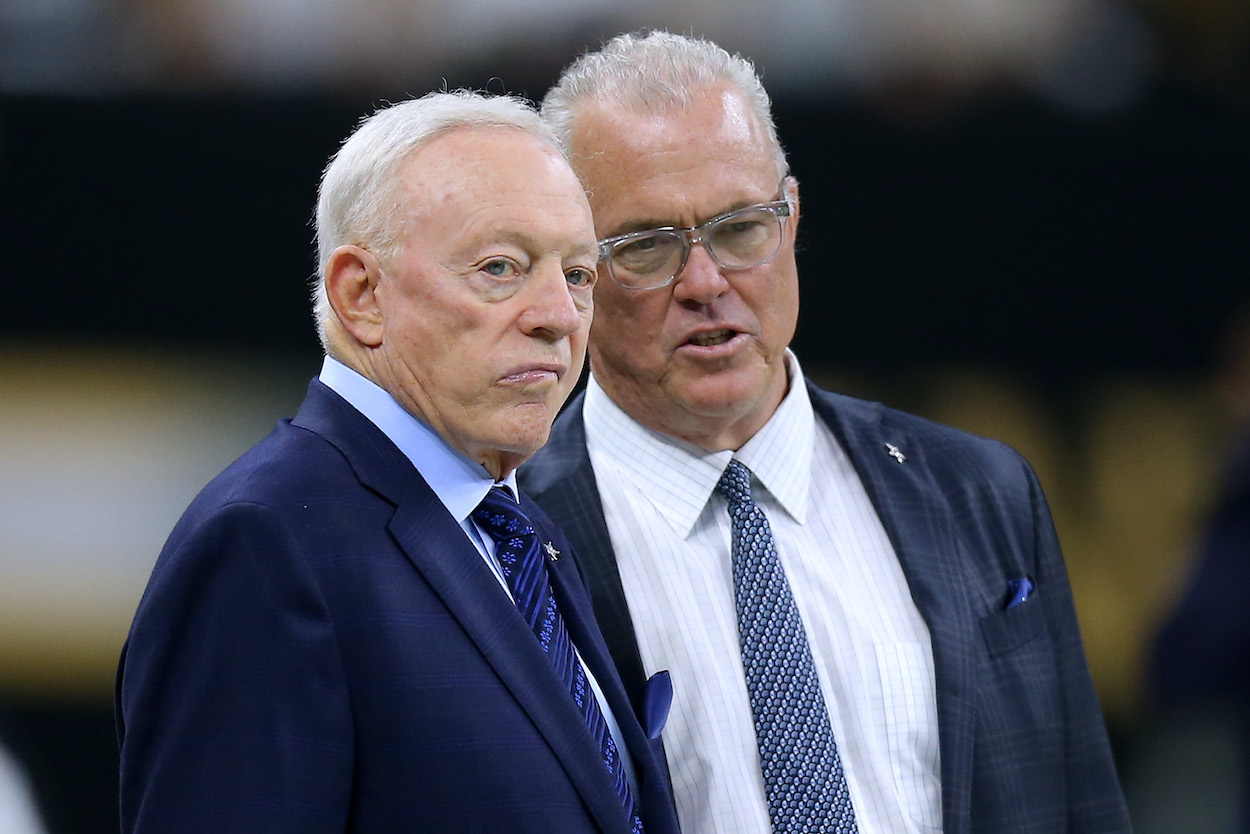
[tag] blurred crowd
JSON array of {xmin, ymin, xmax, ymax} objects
[{"xmin": 1, "ymin": 0, "xmax": 1246, "ymax": 109}]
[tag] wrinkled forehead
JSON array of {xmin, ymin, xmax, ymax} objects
[
  {"xmin": 567, "ymin": 92, "xmax": 780, "ymax": 231},
  {"xmin": 355, "ymin": 126, "xmax": 593, "ymax": 267},
  {"xmin": 395, "ymin": 126, "xmax": 587, "ymax": 218},
  {"xmin": 403, "ymin": 126, "xmax": 564, "ymax": 186},
  {"xmin": 575, "ymin": 88, "xmax": 768, "ymax": 161}
]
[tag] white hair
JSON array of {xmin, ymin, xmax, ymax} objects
[
  {"xmin": 311, "ymin": 90, "xmax": 560, "ymax": 351},
  {"xmin": 541, "ymin": 30, "xmax": 789, "ymax": 182}
]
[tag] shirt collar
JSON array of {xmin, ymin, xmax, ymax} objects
[
  {"xmin": 735, "ymin": 352, "xmax": 814, "ymax": 523},
  {"xmin": 584, "ymin": 350, "xmax": 814, "ymax": 536},
  {"xmin": 318, "ymin": 356, "xmax": 515, "ymax": 522}
]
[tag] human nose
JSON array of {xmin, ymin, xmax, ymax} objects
[
  {"xmin": 519, "ymin": 262, "xmax": 584, "ymax": 340},
  {"xmin": 671, "ymin": 238, "xmax": 730, "ymax": 305}
]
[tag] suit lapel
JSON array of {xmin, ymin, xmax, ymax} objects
[
  {"xmin": 292, "ymin": 381, "xmax": 632, "ymax": 834},
  {"xmin": 388, "ymin": 497, "xmax": 632, "ymax": 832},
  {"xmin": 520, "ymin": 396, "xmax": 651, "ymax": 699},
  {"xmin": 542, "ymin": 525, "xmax": 675, "ymax": 834},
  {"xmin": 808, "ymin": 384, "xmax": 976, "ymax": 834}
]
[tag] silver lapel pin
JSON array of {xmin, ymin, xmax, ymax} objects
[
  {"xmin": 543, "ymin": 542, "xmax": 561, "ymax": 562},
  {"xmin": 884, "ymin": 442, "xmax": 906, "ymax": 464}
]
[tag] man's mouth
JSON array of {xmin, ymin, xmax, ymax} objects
[
  {"xmin": 499, "ymin": 362, "xmax": 565, "ymax": 385},
  {"xmin": 687, "ymin": 329, "xmax": 735, "ymax": 347}
]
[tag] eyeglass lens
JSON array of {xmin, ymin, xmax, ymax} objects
[{"xmin": 609, "ymin": 206, "xmax": 785, "ymax": 288}]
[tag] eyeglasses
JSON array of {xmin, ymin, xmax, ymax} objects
[{"xmin": 597, "ymin": 192, "xmax": 793, "ymax": 291}]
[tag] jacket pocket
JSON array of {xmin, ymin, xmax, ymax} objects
[{"xmin": 979, "ymin": 596, "xmax": 1045, "ymax": 657}]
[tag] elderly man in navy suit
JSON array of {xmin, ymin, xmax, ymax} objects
[
  {"xmin": 520, "ymin": 31, "xmax": 1131, "ymax": 834},
  {"xmin": 117, "ymin": 91, "xmax": 680, "ymax": 834}
]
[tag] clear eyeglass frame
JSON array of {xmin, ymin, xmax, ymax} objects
[{"xmin": 596, "ymin": 183, "xmax": 795, "ymax": 291}]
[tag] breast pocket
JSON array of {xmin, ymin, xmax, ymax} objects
[
  {"xmin": 974, "ymin": 594, "xmax": 1066, "ymax": 807},
  {"xmin": 979, "ymin": 596, "xmax": 1045, "ymax": 657}
]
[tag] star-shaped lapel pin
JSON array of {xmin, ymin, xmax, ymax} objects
[
  {"xmin": 884, "ymin": 442, "xmax": 906, "ymax": 464},
  {"xmin": 543, "ymin": 541, "xmax": 560, "ymax": 562}
]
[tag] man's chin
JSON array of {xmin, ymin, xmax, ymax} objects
[
  {"xmin": 670, "ymin": 372, "xmax": 774, "ymax": 418},
  {"xmin": 499, "ymin": 415, "xmax": 556, "ymax": 457}
]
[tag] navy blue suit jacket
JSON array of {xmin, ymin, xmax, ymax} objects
[
  {"xmin": 116, "ymin": 380, "xmax": 680, "ymax": 834},
  {"xmin": 519, "ymin": 381, "xmax": 1131, "ymax": 834}
]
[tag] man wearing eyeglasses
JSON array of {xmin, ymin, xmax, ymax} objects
[{"xmin": 520, "ymin": 30, "xmax": 1130, "ymax": 834}]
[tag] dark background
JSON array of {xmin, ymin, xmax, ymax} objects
[
  {"xmin": 1, "ymin": 14, "xmax": 1248, "ymax": 831},
  {"xmin": 3, "ymin": 81, "xmax": 1246, "ymax": 380}
]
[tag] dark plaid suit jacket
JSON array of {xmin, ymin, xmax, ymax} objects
[
  {"xmin": 117, "ymin": 379, "xmax": 680, "ymax": 834},
  {"xmin": 519, "ymin": 380, "xmax": 1132, "ymax": 834}
]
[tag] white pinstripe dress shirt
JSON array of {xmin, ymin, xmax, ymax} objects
[{"xmin": 583, "ymin": 353, "xmax": 943, "ymax": 834}]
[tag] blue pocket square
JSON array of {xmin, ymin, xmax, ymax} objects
[
  {"xmin": 638, "ymin": 670, "xmax": 672, "ymax": 740},
  {"xmin": 1005, "ymin": 576, "xmax": 1035, "ymax": 609}
]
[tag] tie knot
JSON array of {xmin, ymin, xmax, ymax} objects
[
  {"xmin": 472, "ymin": 486, "xmax": 533, "ymax": 544},
  {"xmin": 715, "ymin": 459, "xmax": 754, "ymax": 506}
]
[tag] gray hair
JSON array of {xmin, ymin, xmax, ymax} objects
[
  {"xmin": 541, "ymin": 30, "xmax": 788, "ymax": 181},
  {"xmin": 312, "ymin": 90, "xmax": 560, "ymax": 351}
]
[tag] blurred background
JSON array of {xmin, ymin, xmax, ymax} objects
[{"xmin": 1, "ymin": 0, "xmax": 1248, "ymax": 831}]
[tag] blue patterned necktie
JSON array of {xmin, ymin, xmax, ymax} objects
[
  {"xmin": 716, "ymin": 459, "xmax": 859, "ymax": 833},
  {"xmin": 473, "ymin": 487, "xmax": 643, "ymax": 834}
]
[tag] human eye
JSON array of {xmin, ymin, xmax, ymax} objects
[
  {"xmin": 612, "ymin": 232, "xmax": 680, "ymax": 274},
  {"xmin": 709, "ymin": 208, "xmax": 776, "ymax": 253},
  {"xmin": 621, "ymin": 235, "xmax": 660, "ymax": 253},
  {"xmin": 565, "ymin": 266, "xmax": 597, "ymax": 289},
  {"xmin": 480, "ymin": 258, "xmax": 521, "ymax": 279},
  {"xmin": 717, "ymin": 211, "xmax": 770, "ymax": 238}
]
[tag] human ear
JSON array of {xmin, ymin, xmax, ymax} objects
[
  {"xmin": 325, "ymin": 245, "xmax": 384, "ymax": 348},
  {"xmin": 783, "ymin": 176, "xmax": 800, "ymax": 230}
]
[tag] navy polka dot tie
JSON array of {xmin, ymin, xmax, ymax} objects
[
  {"xmin": 473, "ymin": 487, "xmax": 643, "ymax": 833},
  {"xmin": 716, "ymin": 460, "xmax": 858, "ymax": 833}
]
